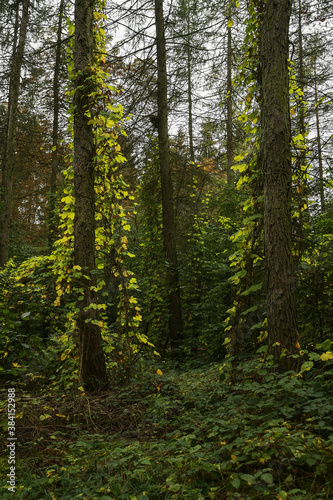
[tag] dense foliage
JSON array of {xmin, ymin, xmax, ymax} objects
[
  {"xmin": 0, "ymin": 0, "xmax": 333, "ymax": 497},
  {"xmin": 1, "ymin": 353, "xmax": 333, "ymax": 499}
]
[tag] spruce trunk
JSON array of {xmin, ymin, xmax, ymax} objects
[
  {"xmin": 154, "ymin": 0, "xmax": 183, "ymax": 350},
  {"xmin": 48, "ymin": 0, "xmax": 65, "ymax": 247},
  {"xmin": 226, "ymin": 17, "xmax": 234, "ymax": 184},
  {"xmin": 261, "ymin": 0, "xmax": 299, "ymax": 371},
  {"xmin": 314, "ymin": 59, "xmax": 325, "ymax": 212},
  {"xmin": 0, "ymin": 0, "xmax": 29, "ymax": 266}
]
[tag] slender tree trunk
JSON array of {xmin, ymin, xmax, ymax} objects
[
  {"xmin": 48, "ymin": 0, "xmax": 65, "ymax": 247},
  {"xmin": 261, "ymin": 0, "xmax": 299, "ymax": 371},
  {"xmin": 295, "ymin": 0, "xmax": 308, "ymax": 251},
  {"xmin": 0, "ymin": 0, "xmax": 29, "ymax": 267},
  {"xmin": 187, "ymin": 42, "xmax": 195, "ymax": 162},
  {"xmin": 186, "ymin": 9, "xmax": 194, "ymax": 163},
  {"xmin": 154, "ymin": 0, "xmax": 183, "ymax": 349},
  {"xmin": 313, "ymin": 59, "xmax": 325, "ymax": 212},
  {"xmin": 74, "ymin": 0, "xmax": 108, "ymax": 390},
  {"xmin": 226, "ymin": 15, "xmax": 234, "ymax": 184},
  {"xmin": 298, "ymin": 0, "xmax": 305, "ymax": 137}
]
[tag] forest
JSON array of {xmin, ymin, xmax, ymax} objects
[{"xmin": 0, "ymin": 0, "xmax": 333, "ymax": 498}]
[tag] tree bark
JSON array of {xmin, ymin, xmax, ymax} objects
[
  {"xmin": 185, "ymin": 6, "xmax": 195, "ymax": 163},
  {"xmin": 261, "ymin": 0, "xmax": 299, "ymax": 371},
  {"xmin": 313, "ymin": 58, "xmax": 325, "ymax": 212},
  {"xmin": 226, "ymin": 16, "xmax": 234, "ymax": 184},
  {"xmin": 187, "ymin": 40, "xmax": 195, "ymax": 163},
  {"xmin": 154, "ymin": 0, "xmax": 183, "ymax": 349},
  {"xmin": 48, "ymin": 0, "xmax": 65, "ymax": 247},
  {"xmin": 0, "ymin": 0, "xmax": 29, "ymax": 266},
  {"xmin": 74, "ymin": 0, "xmax": 108, "ymax": 390},
  {"xmin": 294, "ymin": 0, "xmax": 308, "ymax": 253},
  {"xmin": 297, "ymin": 0, "xmax": 305, "ymax": 137}
]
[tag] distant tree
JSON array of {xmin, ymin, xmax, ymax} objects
[
  {"xmin": 154, "ymin": 0, "xmax": 183, "ymax": 349},
  {"xmin": 0, "ymin": 0, "xmax": 29, "ymax": 266},
  {"xmin": 226, "ymin": 10, "xmax": 234, "ymax": 184},
  {"xmin": 48, "ymin": 0, "xmax": 65, "ymax": 246}
]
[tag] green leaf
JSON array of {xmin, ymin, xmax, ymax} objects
[
  {"xmin": 240, "ymin": 473, "xmax": 255, "ymax": 484},
  {"xmin": 231, "ymin": 477, "xmax": 240, "ymax": 489},
  {"xmin": 316, "ymin": 339, "xmax": 331, "ymax": 351},
  {"xmin": 40, "ymin": 414, "xmax": 52, "ymax": 421},
  {"xmin": 308, "ymin": 352, "xmax": 321, "ymax": 361},
  {"xmin": 261, "ymin": 473, "xmax": 273, "ymax": 484},
  {"xmin": 300, "ymin": 361, "xmax": 314, "ymax": 372},
  {"xmin": 240, "ymin": 283, "xmax": 262, "ymax": 296},
  {"xmin": 241, "ymin": 305, "xmax": 258, "ymax": 316}
]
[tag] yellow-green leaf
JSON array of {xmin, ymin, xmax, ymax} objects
[{"xmin": 320, "ymin": 351, "xmax": 333, "ymax": 361}]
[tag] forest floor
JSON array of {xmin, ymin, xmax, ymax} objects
[{"xmin": 1, "ymin": 356, "xmax": 333, "ymax": 499}]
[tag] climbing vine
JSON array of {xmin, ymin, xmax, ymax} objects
[
  {"xmin": 223, "ymin": 0, "xmax": 311, "ymax": 356},
  {"xmin": 51, "ymin": 0, "xmax": 153, "ymax": 381}
]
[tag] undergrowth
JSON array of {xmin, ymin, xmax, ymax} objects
[{"xmin": 1, "ymin": 354, "xmax": 333, "ymax": 499}]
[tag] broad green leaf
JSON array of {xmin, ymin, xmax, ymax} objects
[
  {"xmin": 316, "ymin": 339, "xmax": 331, "ymax": 351},
  {"xmin": 261, "ymin": 473, "xmax": 273, "ymax": 484},
  {"xmin": 231, "ymin": 477, "xmax": 240, "ymax": 489},
  {"xmin": 300, "ymin": 361, "xmax": 314, "ymax": 372},
  {"xmin": 240, "ymin": 473, "xmax": 255, "ymax": 484}
]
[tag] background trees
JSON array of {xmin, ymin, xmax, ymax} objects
[
  {"xmin": 0, "ymin": 0, "xmax": 29, "ymax": 266},
  {"xmin": 0, "ymin": 0, "xmax": 332, "ymax": 377}
]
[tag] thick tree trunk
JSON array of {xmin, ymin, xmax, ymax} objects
[
  {"xmin": 74, "ymin": 0, "xmax": 108, "ymax": 390},
  {"xmin": 154, "ymin": 0, "xmax": 183, "ymax": 349},
  {"xmin": 0, "ymin": 0, "xmax": 29, "ymax": 266},
  {"xmin": 261, "ymin": 0, "xmax": 299, "ymax": 371},
  {"xmin": 48, "ymin": 0, "xmax": 65, "ymax": 247},
  {"xmin": 226, "ymin": 17, "xmax": 234, "ymax": 184}
]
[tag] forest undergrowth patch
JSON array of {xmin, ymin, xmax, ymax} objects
[{"xmin": 1, "ymin": 356, "xmax": 333, "ymax": 500}]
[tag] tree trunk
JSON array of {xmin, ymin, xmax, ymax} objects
[
  {"xmin": 0, "ymin": 0, "xmax": 29, "ymax": 267},
  {"xmin": 226, "ymin": 15, "xmax": 234, "ymax": 184},
  {"xmin": 261, "ymin": 0, "xmax": 299, "ymax": 371},
  {"xmin": 48, "ymin": 0, "xmax": 65, "ymax": 247},
  {"xmin": 187, "ymin": 42, "xmax": 195, "ymax": 163},
  {"xmin": 313, "ymin": 58, "xmax": 325, "ymax": 212},
  {"xmin": 154, "ymin": 0, "xmax": 183, "ymax": 349},
  {"xmin": 294, "ymin": 0, "xmax": 308, "ymax": 252},
  {"xmin": 186, "ymin": 8, "xmax": 195, "ymax": 163},
  {"xmin": 74, "ymin": 0, "xmax": 108, "ymax": 390},
  {"xmin": 298, "ymin": 0, "xmax": 305, "ymax": 137}
]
